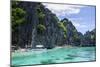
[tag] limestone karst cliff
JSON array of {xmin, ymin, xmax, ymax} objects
[{"xmin": 11, "ymin": 1, "xmax": 96, "ymax": 49}]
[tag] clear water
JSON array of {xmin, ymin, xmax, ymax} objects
[{"xmin": 11, "ymin": 47, "xmax": 96, "ymax": 66}]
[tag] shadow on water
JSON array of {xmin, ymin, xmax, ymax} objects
[
  {"xmin": 67, "ymin": 54, "xmax": 79, "ymax": 57},
  {"xmin": 41, "ymin": 59, "xmax": 55, "ymax": 64},
  {"xmin": 64, "ymin": 57, "xmax": 74, "ymax": 60}
]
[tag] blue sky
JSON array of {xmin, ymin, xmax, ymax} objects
[{"xmin": 42, "ymin": 3, "xmax": 96, "ymax": 34}]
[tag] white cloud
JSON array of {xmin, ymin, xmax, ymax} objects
[
  {"xmin": 42, "ymin": 3, "xmax": 84, "ymax": 17},
  {"xmin": 69, "ymin": 17, "xmax": 83, "ymax": 21},
  {"xmin": 72, "ymin": 22, "xmax": 87, "ymax": 28}
]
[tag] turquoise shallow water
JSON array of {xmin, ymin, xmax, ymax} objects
[{"xmin": 11, "ymin": 47, "xmax": 96, "ymax": 66}]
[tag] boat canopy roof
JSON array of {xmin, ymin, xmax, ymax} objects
[{"xmin": 36, "ymin": 45, "xmax": 44, "ymax": 47}]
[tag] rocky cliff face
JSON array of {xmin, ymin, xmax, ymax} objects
[
  {"xmin": 12, "ymin": 1, "xmax": 60, "ymax": 48},
  {"xmin": 12, "ymin": 1, "xmax": 96, "ymax": 49},
  {"xmin": 81, "ymin": 29, "xmax": 96, "ymax": 46}
]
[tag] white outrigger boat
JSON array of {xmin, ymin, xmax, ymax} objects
[{"xmin": 32, "ymin": 45, "xmax": 47, "ymax": 51}]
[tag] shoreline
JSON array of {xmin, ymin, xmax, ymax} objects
[{"xmin": 11, "ymin": 45, "xmax": 96, "ymax": 53}]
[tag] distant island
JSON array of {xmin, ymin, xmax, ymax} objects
[{"xmin": 11, "ymin": 1, "xmax": 96, "ymax": 50}]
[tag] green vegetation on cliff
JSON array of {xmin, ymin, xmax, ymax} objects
[
  {"xmin": 58, "ymin": 22, "xmax": 67, "ymax": 38},
  {"xmin": 12, "ymin": 1, "xmax": 26, "ymax": 31}
]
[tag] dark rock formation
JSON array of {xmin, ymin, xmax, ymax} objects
[
  {"xmin": 11, "ymin": 1, "xmax": 96, "ymax": 49},
  {"xmin": 81, "ymin": 29, "xmax": 96, "ymax": 46}
]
